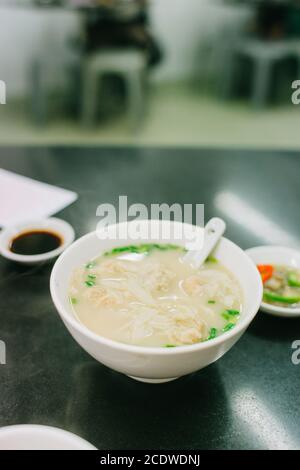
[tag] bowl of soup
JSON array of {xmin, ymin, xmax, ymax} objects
[{"xmin": 50, "ymin": 220, "xmax": 263, "ymax": 383}]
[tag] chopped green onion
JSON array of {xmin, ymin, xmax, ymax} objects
[
  {"xmin": 69, "ymin": 297, "xmax": 77, "ymax": 305},
  {"xmin": 208, "ymin": 300, "xmax": 216, "ymax": 304},
  {"xmin": 157, "ymin": 244, "xmax": 182, "ymax": 251},
  {"xmin": 222, "ymin": 309, "xmax": 240, "ymax": 321},
  {"xmin": 165, "ymin": 344, "xmax": 176, "ymax": 348},
  {"xmin": 85, "ymin": 280, "xmax": 95, "ymax": 287},
  {"xmin": 205, "ymin": 255, "xmax": 217, "ymax": 263},
  {"xmin": 222, "ymin": 323, "xmax": 235, "ymax": 332},
  {"xmin": 222, "ymin": 312, "xmax": 231, "ymax": 321},
  {"xmin": 287, "ymin": 273, "xmax": 300, "ymax": 288},
  {"xmin": 104, "ymin": 244, "xmax": 184, "ymax": 257},
  {"xmin": 207, "ymin": 327, "xmax": 217, "ymax": 340},
  {"xmin": 263, "ymin": 290, "xmax": 300, "ymax": 304},
  {"xmin": 85, "ymin": 262, "xmax": 95, "ymax": 269},
  {"xmin": 87, "ymin": 274, "xmax": 96, "ymax": 280},
  {"xmin": 226, "ymin": 309, "xmax": 240, "ymax": 316}
]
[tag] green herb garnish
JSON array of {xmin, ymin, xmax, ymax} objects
[
  {"xmin": 222, "ymin": 312, "xmax": 230, "ymax": 321},
  {"xmin": 208, "ymin": 300, "xmax": 216, "ymax": 304},
  {"xmin": 69, "ymin": 297, "xmax": 77, "ymax": 305},
  {"xmin": 85, "ymin": 280, "xmax": 96, "ymax": 287},
  {"xmin": 287, "ymin": 273, "xmax": 300, "ymax": 288},
  {"xmin": 263, "ymin": 290, "xmax": 300, "ymax": 304},
  {"xmin": 207, "ymin": 327, "xmax": 217, "ymax": 340},
  {"xmin": 104, "ymin": 244, "xmax": 184, "ymax": 257},
  {"xmin": 87, "ymin": 274, "xmax": 96, "ymax": 280},
  {"xmin": 205, "ymin": 256, "xmax": 217, "ymax": 263},
  {"xmin": 85, "ymin": 262, "xmax": 95, "ymax": 269},
  {"xmin": 165, "ymin": 344, "xmax": 176, "ymax": 348},
  {"xmin": 226, "ymin": 309, "xmax": 240, "ymax": 316},
  {"xmin": 222, "ymin": 309, "xmax": 240, "ymax": 321},
  {"xmin": 222, "ymin": 323, "xmax": 235, "ymax": 332}
]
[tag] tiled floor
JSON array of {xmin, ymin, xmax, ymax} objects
[{"xmin": 1, "ymin": 82, "xmax": 300, "ymax": 149}]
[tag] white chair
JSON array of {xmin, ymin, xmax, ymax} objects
[
  {"xmin": 29, "ymin": 55, "xmax": 80, "ymax": 125},
  {"xmin": 223, "ymin": 39, "xmax": 294, "ymax": 107},
  {"xmin": 81, "ymin": 48, "xmax": 147, "ymax": 131},
  {"xmin": 288, "ymin": 39, "xmax": 300, "ymax": 78}
]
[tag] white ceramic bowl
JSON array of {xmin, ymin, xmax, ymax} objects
[
  {"xmin": 246, "ymin": 246, "xmax": 300, "ymax": 318},
  {"xmin": 50, "ymin": 220, "xmax": 263, "ymax": 383},
  {"xmin": 0, "ymin": 425, "xmax": 96, "ymax": 450},
  {"xmin": 0, "ymin": 217, "xmax": 75, "ymax": 265}
]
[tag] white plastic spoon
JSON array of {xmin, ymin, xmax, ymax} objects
[{"xmin": 183, "ymin": 217, "xmax": 226, "ymax": 269}]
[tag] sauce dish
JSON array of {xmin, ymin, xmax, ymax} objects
[{"xmin": 0, "ymin": 217, "xmax": 75, "ymax": 265}]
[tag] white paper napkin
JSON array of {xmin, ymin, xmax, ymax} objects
[{"xmin": 0, "ymin": 168, "xmax": 78, "ymax": 227}]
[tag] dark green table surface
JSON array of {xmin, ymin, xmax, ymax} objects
[{"xmin": 0, "ymin": 146, "xmax": 300, "ymax": 450}]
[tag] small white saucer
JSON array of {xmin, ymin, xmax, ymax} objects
[
  {"xmin": 246, "ymin": 246, "xmax": 300, "ymax": 318},
  {"xmin": 0, "ymin": 217, "xmax": 75, "ymax": 265},
  {"xmin": 0, "ymin": 425, "xmax": 96, "ymax": 450}
]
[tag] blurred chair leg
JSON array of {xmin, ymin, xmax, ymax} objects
[
  {"xmin": 219, "ymin": 50, "xmax": 237, "ymax": 99},
  {"xmin": 252, "ymin": 58, "xmax": 272, "ymax": 108},
  {"xmin": 297, "ymin": 57, "xmax": 300, "ymax": 83},
  {"xmin": 30, "ymin": 60, "xmax": 47, "ymax": 125},
  {"xmin": 81, "ymin": 65, "xmax": 99, "ymax": 127},
  {"xmin": 126, "ymin": 69, "xmax": 144, "ymax": 132}
]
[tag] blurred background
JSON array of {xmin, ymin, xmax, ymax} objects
[{"xmin": 1, "ymin": 0, "xmax": 300, "ymax": 149}]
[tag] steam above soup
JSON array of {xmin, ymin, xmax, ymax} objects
[{"xmin": 69, "ymin": 244, "xmax": 243, "ymax": 347}]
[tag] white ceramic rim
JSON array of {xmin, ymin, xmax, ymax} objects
[
  {"xmin": 0, "ymin": 217, "xmax": 75, "ymax": 263},
  {"xmin": 246, "ymin": 245, "xmax": 300, "ymax": 317},
  {"xmin": 50, "ymin": 222, "xmax": 263, "ymax": 356},
  {"xmin": 0, "ymin": 424, "xmax": 96, "ymax": 450}
]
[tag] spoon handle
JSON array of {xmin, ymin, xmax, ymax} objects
[{"xmin": 184, "ymin": 217, "xmax": 226, "ymax": 269}]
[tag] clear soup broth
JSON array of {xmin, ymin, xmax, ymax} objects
[{"xmin": 69, "ymin": 244, "xmax": 243, "ymax": 348}]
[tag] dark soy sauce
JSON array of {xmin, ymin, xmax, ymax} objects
[{"xmin": 10, "ymin": 230, "xmax": 62, "ymax": 255}]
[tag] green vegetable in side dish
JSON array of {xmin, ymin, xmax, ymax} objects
[
  {"xmin": 263, "ymin": 290, "xmax": 300, "ymax": 305},
  {"xmin": 287, "ymin": 273, "xmax": 300, "ymax": 288},
  {"xmin": 261, "ymin": 265, "xmax": 300, "ymax": 308}
]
